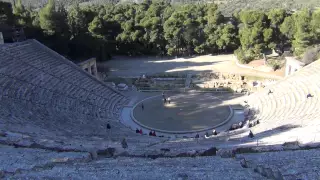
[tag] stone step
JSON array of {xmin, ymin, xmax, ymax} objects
[
  {"xmin": 10, "ymin": 156, "xmax": 265, "ymax": 180},
  {"xmin": 239, "ymin": 149, "xmax": 320, "ymax": 180}
]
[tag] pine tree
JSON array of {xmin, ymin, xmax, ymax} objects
[
  {"xmin": 0, "ymin": 2, "xmax": 14, "ymax": 25},
  {"xmin": 39, "ymin": 0, "xmax": 56, "ymax": 35}
]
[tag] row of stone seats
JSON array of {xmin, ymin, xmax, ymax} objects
[
  {"xmin": 8, "ymin": 156, "xmax": 265, "ymax": 180},
  {"xmin": 0, "ymin": 40, "xmax": 146, "ymax": 146},
  {"xmin": 245, "ymin": 60, "xmax": 320, "ymax": 143},
  {"xmin": 142, "ymin": 61, "xmax": 320, "ymax": 151},
  {"xmin": 237, "ymin": 149, "xmax": 320, "ymax": 180},
  {"xmin": 0, "ymin": 144, "xmax": 90, "ymax": 174}
]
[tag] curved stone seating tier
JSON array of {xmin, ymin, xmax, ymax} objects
[
  {"xmin": 0, "ymin": 40, "xmax": 132, "ymax": 143},
  {"xmin": 245, "ymin": 60, "xmax": 320, "ymax": 143},
  {"xmin": 1, "ymin": 40, "xmax": 320, "ymax": 179},
  {"xmin": 237, "ymin": 149, "xmax": 320, "ymax": 180},
  {"xmin": 9, "ymin": 156, "xmax": 265, "ymax": 180}
]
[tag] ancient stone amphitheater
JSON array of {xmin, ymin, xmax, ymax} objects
[{"xmin": 1, "ymin": 40, "xmax": 320, "ymax": 179}]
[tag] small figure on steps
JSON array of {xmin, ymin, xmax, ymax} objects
[
  {"xmin": 248, "ymin": 130, "xmax": 254, "ymax": 138},
  {"xmin": 213, "ymin": 130, "xmax": 218, "ymax": 136},
  {"xmin": 268, "ymin": 89, "xmax": 273, "ymax": 95},
  {"xmin": 106, "ymin": 123, "xmax": 111, "ymax": 129},
  {"xmin": 307, "ymin": 93, "xmax": 313, "ymax": 99},
  {"xmin": 121, "ymin": 138, "xmax": 128, "ymax": 149},
  {"xmin": 152, "ymin": 131, "xmax": 156, "ymax": 136}
]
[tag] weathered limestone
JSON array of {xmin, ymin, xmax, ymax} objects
[
  {"xmin": 0, "ymin": 145, "xmax": 91, "ymax": 174},
  {"xmin": 0, "ymin": 40, "xmax": 139, "ymax": 147},
  {"xmin": 0, "ymin": 40, "xmax": 320, "ymax": 179},
  {"xmin": 77, "ymin": 58, "xmax": 99, "ymax": 79},
  {"xmin": 8, "ymin": 156, "xmax": 265, "ymax": 180},
  {"xmin": 238, "ymin": 149, "xmax": 320, "ymax": 180}
]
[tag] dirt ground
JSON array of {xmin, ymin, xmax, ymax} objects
[{"xmin": 102, "ymin": 54, "xmax": 285, "ymax": 79}]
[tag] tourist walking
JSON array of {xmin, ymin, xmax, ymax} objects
[{"xmin": 141, "ymin": 103, "xmax": 144, "ymax": 111}]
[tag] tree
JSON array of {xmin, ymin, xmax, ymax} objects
[
  {"xmin": 311, "ymin": 9, "xmax": 320, "ymax": 43},
  {"xmin": 280, "ymin": 15, "xmax": 295, "ymax": 41},
  {"xmin": 68, "ymin": 4, "xmax": 86, "ymax": 37},
  {"xmin": 267, "ymin": 9, "xmax": 287, "ymax": 51},
  {"xmin": 268, "ymin": 9, "xmax": 286, "ymax": 27},
  {"xmin": 206, "ymin": 4, "xmax": 223, "ymax": 25},
  {"xmin": 164, "ymin": 10, "xmax": 185, "ymax": 55},
  {"xmin": 236, "ymin": 10, "xmax": 268, "ymax": 61},
  {"xmin": 0, "ymin": 2, "xmax": 14, "ymax": 25},
  {"xmin": 88, "ymin": 16, "xmax": 105, "ymax": 39},
  {"xmin": 292, "ymin": 9, "xmax": 312, "ymax": 56},
  {"xmin": 140, "ymin": 0, "xmax": 168, "ymax": 55},
  {"xmin": 12, "ymin": 0, "xmax": 32, "ymax": 26},
  {"xmin": 13, "ymin": 0, "xmax": 24, "ymax": 15},
  {"xmin": 55, "ymin": 3, "xmax": 69, "ymax": 36},
  {"xmin": 39, "ymin": 0, "xmax": 56, "ymax": 35},
  {"xmin": 263, "ymin": 28, "xmax": 273, "ymax": 48}
]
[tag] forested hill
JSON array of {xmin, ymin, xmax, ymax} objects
[
  {"xmin": 1, "ymin": 0, "xmax": 320, "ymax": 66},
  {"xmin": 2, "ymin": 0, "xmax": 320, "ymax": 15}
]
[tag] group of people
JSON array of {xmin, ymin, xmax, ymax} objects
[
  {"xmin": 149, "ymin": 131, "xmax": 157, "ymax": 136},
  {"xmin": 135, "ymin": 128, "xmax": 157, "ymax": 137},
  {"xmin": 136, "ymin": 128, "xmax": 143, "ymax": 134},
  {"xmin": 194, "ymin": 130, "xmax": 218, "ymax": 139}
]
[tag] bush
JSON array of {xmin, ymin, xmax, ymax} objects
[
  {"xmin": 235, "ymin": 48, "xmax": 255, "ymax": 64},
  {"xmin": 267, "ymin": 58, "xmax": 284, "ymax": 71}
]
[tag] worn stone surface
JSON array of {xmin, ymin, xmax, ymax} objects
[
  {"xmin": 238, "ymin": 149, "xmax": 320, "ymax": 180},
  {"xmin": 0, "ymin": 145, "xmax": 90, "ymax": 173},
  {"xmin": 200, "ymin": 147, "xmax": 217, "ymax": 156},
  {"xmin": 217, "ymin": 149, "xmax": 235, "ymax": 158},
  {"xmin": 240, "ymin": 158, "xmax": 248, "ymax": 168},
  {"xmin": 8, "ymin": 156, "xmax": 265, "ymax": 180},
  {"xmin": 0, "ymin": 40, "xmax": 320, "ymax": 180}
]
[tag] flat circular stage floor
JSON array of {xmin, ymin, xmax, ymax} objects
[{"xmin": 132, "ymin": 93, "xmax": 232, "ymax": 133}]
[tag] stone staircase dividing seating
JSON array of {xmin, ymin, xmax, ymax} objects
[
  {"xmin": 237, "ymin": 149, "xmax": 320, "ymax": 180},
  {"xmin": 8, "ymin": 156, "xmax": 265, "ymax": 180},
  {"xmin": 244, "ymin": 60, "xmax": 320, "ymax": 143}
]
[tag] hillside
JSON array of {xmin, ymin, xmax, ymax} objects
[
  {"xmin": 3, "ymin": 0, "xmax": 320, "ymax": 15},
  {"xmin": 218, "ymin": 0, "xmax": 320, "ymax": 15}
]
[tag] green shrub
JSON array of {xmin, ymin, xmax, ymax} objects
[
  {"xmin": 267, "ymin": 58, "xmax": 284, "ymax": 71},
  {"xmin": 235, "ymin": 48, "xmax": 255, "ymax": 64}
]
